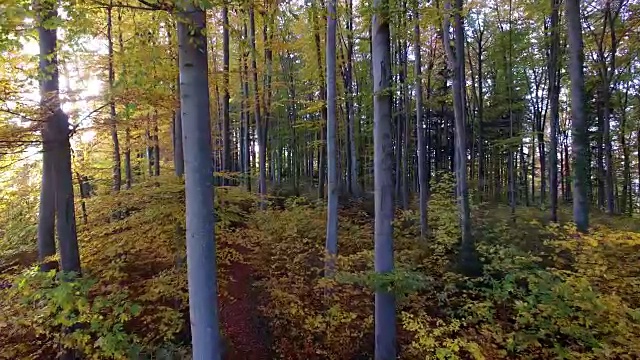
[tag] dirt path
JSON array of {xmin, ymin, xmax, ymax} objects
[{"xmin": 219, "ymin": 246, "xmax": 271, "ymax": 360}]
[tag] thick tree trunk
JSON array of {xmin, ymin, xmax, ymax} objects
[
  {"xmin": 566, "ymin": 0, "xmax": 589, "ymax": 232},
  {"xmin": 177, "ymin": 5, "xmax": 222, "ymax": 359},
  {"xmin": 372, "ymin": 0, "xmax": 396, "ymax": 356},
  {"xmin": 37, "ymin": 147, "xmax": 56, "ymax": 271},
  {"xmin": 37, "ymin": 0, "xmax": 81, "ymax": 275}
]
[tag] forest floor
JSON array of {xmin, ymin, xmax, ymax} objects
[
  {"xmin": 2, "ymin": 175, "xmax": 640, "ymax": 359},
  {"xmin": 219, "ymin": 244, "xmax": 271, "ymax": 360}
]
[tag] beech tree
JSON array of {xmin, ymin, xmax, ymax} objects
[
  {"xmin": 566, "ymin": 0, "xmax": 590, "ymax": 232},
  {"xmin": 325, "ymin": 0, "xmax": 338, "ymax": 276},
  {"xmin": 176, "ymin": 4, "xmax": 222, "ymax": 358},
  {"xmin": 372, "ymin": 0, "xmax": 396, "ymax": 356}
]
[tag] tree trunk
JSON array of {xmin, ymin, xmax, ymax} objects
[
  {"xmin": 118, "ymin": 10, "xmax": 132, "ymax": 188},
  {"xmin": 249, "ymin": 6, "xmax": 264, "ymax": 204},
  {"xmin": 177, "ymin": 5, "xmax": 222, "ymax": 358},
  {"xmin": 345, "ymin": 0, "xmax": 359, "ymax": 196},
  {"xmin": 443, "ymin": 0, "xmax": 475, "ymax": 273},
  {"xmin": 372, "ymin": 0, "xmax": 396, "ymax": 356},
  {"xmin": 312, "ymin": 1, "xmax": 328, "ymax": 199},
  {"xmin": 107, "ymin": 5, "xmax": 121, "ymax": 192},
  {"xmin": 37, "ymin": 148, "xmax": 56, "ymax": 271},
  {"xmin": 566, "ymin": 0, "xmax": 589, "ymax": 232},
  {"xmin": 414, "ymin": 3, "xmax": 428, "ymax": 240},
  {"xmin": 325, "ymin": 0, "xmax": 338, "ymax": 278},
  {"xmin": 548, "ymin": 0, "xmax": 560, "ymax": 222},
  {"xmin": 221, "ymin": 3, "xmax": 231, "ymax": 183},
  {"xmin": 242, "ymin": 21, "xmax": 251, "ymax": 191},
  {"xmin": 173, "ymin": 110, "xmax": 184, "ymax": 177}
]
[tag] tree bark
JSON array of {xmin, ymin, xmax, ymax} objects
[
  {"xmin": 548, "ymin": 0, "xmax": 560, "ymax": 222},
  {"xmin": 325, "ymin": 0, "xmax": 338, "ymax": 278},
  {"xmin": 177, "ymin": 5, "xmax": 222, "ymax": 359},
  {"xmin": 107, "ymin": 5, "xmax": 121, "ymax": 192},
  {"xmin": 414, "ymin": 3, "xmax": 428, "ymax": 240},
  {"xmin": 372, "ymin": 0, "xmax": 396, "ymax": 355},
  {"xmin": 221, "ymin": 3, "xmax": 231, "ymax": 183},
  {"xmin": 566, "ymin": 0, "xmax": 589, "ymax": 232},
  {"xmin": 249, "ymin": 6, "xmax": 264, "ymax": 205},
  {"xmin": 443, "ymin": 0, "xmax": 475, "ymax": 273}
]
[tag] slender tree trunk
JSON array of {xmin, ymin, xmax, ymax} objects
[
  {"xmin": 325, "ymin": 0, "xmax": 338, "ymax": 278},
  {"xmin": 221, "ymin": 3, "xmax": 231, "ymax": 183},
  {"xmin": 346, "ymin": 0, "xmax": 359, "ymax": 196},
  {"xmin": 117, "ymin": 9, "xmax": 132, "ymax": 188},
  {"xmin": 507, "ymin": 0, "xmax": 515, "ymax": 218},
  {"xmin": 312, "ymin": 1, "xmax": 328, "ymax": 199},
  {"xmin": 124, "ymin": 127, "xmax": 132, "ymax": 188},
  {"xmin": 548, "ymin": 0, "xmax": 560, "ymax": 222},
  {"xmin": 414, "ymin": 3, "xmax": 428, "ymax": 240},
  {"xmin": 372, "ymin": 0, "xmax": 396, "ymax": 356},
  {"xmin": 476, "ymin": 33, "xmax": 485, "ymax": 200},
  {"xmin": 242, "ymin": 21, "xmax": 251, "ymax": 191},
  {"xmin": 107, "ymin": 5, "xmax": 121, "ymax": 192},
  {"xmin": 153, "ymin": 114, "xmax": 160, "ymax": 176},
  {"xmin": 566, "ymin": 0, "xmax": 589, "ymax": 232},
  {"xmin": 443, "ymin": 0, "xmax": 475, "ymax": 273},
  {"xmin": 249, "ymin": 6, "xmax": 264, "ymax": 205},
  {"xmin": 177, "ymin": 5, "xmax": 222, "ymax": 358}
]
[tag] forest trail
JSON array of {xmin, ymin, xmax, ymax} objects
[{"xmin": 219, "ymin": 245, "xmax": 271, "ymax": 360}]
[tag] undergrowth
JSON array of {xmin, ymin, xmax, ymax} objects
[{"xmin": 1, "ymin": 173, "xmax": 640, "ymax": 359}]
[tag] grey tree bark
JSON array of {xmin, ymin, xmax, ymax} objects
[
  {"xmin": 117, "ymin": 9, "xmax": 132, "ymax": 189},
  {"xmin": 372, "ymin": 0, "xmax": 396, "ymax": 356},
  {"xmin": 345, "ymin": 0, "xmax": 359, "ymax": 197},
  {"xmin": 173, "ymin": 109, "xmax": 184, "ymax": 177},
  {"xmin": 222, "ymin": 3, "xmax": 231, "ymax": 183},
  {"xmin": 107, "ymin": 5, "xmax": 121, "ymax": 192},
  {"xmin": 177, "ymin": 6, "xmax": 222, "ymax": 359},
  {"xmin": 414, "ymin": 3, "xmax": 428, "ymax": 240},
  {"xmin": 242, "ymin": 20, "xmax": 251, "ymax": 191},
  {"xmin": 249, "ymin": 6, "xmax": 265, "ymax": 206},
  {"xmin": 37, "ymin": 147, "xmax": 56, "ymax": 271},
  {"xmin": 566, "ymin": 0, "xmax": 589, "ymax": 232},
  {"xmin": 548, "ymin": 0, "xmax": 560, "ymax": 222},
  {"xmin": 36, "ymin": 0, "xmax": 81, "ymax": 275},
  {"xmin": 325, "ymin": 0, "xmax": 338, "ymax": 277},
  {"xmin": 443, "ymin": 0, "xmax": 474, "ymax": 273}
]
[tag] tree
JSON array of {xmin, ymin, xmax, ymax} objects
[
  {"xmin": 414, "ymin": 1, "xmax": 428, "ymax": 240},
  {"xmin": 372, "ymin": 0, "xmax": 396, "ymax": 356},
  {"xmin": 566, "ymin": 0, "xmax": 589, "ymax": 232},
  {"xmin": 35, "ymin": 0, "xmax": 81, "ymax": 274},
  {"xmin": 548, "ymin": 0, "xmax": 561, "ymax": 222},
  {"xmin": 176, "ymin": 5, "xmax": 222, "ymax": 358},
  {"xmin": 442, "ymin": 0, "xmax": 475, "ymax": 273},
  {"xmin": 221, "ymin": 2, "xmax": 231, "ymax": 183},
  {"xmin": 107, "ymin": 4, "xmax": 121, "ymax": 192},
  {"xmin": 325, "ymin": 0, "xmax": 338, "ymax": 277}
]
